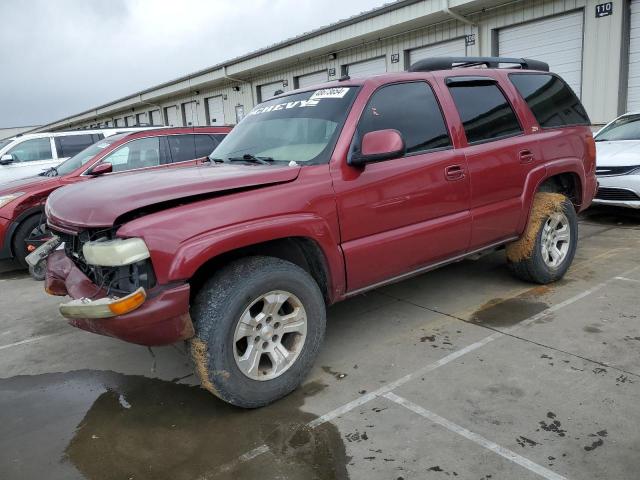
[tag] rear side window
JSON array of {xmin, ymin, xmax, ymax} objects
[
  {"xmin": 194, "ymin": 134, "xmax": 218, "ymax": 157},
  {"xmin": 448, "ymin": 82, "xmax": 523, "ymax": 144},
  {"xmin": 54, "ymin": 134, "xmax": 96, "ymax": 158},
  {"xmin": 357, "ymin": 82, "xmax": 451, "ymax": 154},
  {"xmin": 7, "ymin": 138, "xmax": 53, "ymax": 162},
  {"xmin": 167, "ymin": 135, "xmax": 196, "ymax": 163},
  {"xmin": 509, "ymin": 74, "xmax": 590, "ymax": 128}
]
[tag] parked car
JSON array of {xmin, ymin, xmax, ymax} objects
[
  {"xmin": 592, "ymin": 112, "xmax": 640, "ymax": 208},
  {"xmin": 38, "ymin": 57, "xmax": 596, "ymax": 408},
  {"xmin": 0, "ymin": 126, "xmax": 231, "ymax": 271},
  {"xmin": 0, "ymin": 128, "xmax": 156, "ymax": 183}
]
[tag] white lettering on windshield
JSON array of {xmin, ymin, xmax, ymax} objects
[{"xmin": 248, "ymin": 98, "xmax": 320, "ymax": 116}]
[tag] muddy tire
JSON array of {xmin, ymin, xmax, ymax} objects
[
  {"xmin": 190, "ymin": 256, "xmax": 326, "ymax": 408},
  {"xmin": 12, "ymin": 215, "xmax": 47, "ymax": 269},
  {"xmin": 506, "ymin": 193, "xmax": 578, "ymax": 284}
]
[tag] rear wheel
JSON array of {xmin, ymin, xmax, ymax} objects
[
  {"xmin": 190, "ymin": 256, "xmax": 326, "ymax": 408},
  {"xmin": 506, "ymin": 193, "xmax": 578, "ymax": 284},
  {"xmin": 12, "ymin": 215, "xmax": 49, "ymax": 269}
]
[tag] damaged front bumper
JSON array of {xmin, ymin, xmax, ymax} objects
[{"xmin": 46, "ymin": 250, "xmax": 194, "ymax": 346}]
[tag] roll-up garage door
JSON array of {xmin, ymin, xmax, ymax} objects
[
  {"xmin": 499, "ymin": 11, "xmax": 584, "ymax": 98},
  {"xmin": 627, "ymin": 0, "xmax": 640, "ymax": 111},
  {"xmin": 259, "ymin": 80, "xmax": 287, "ymax": 102},
  {"xmin": 182, "ymin": 101, "xmax": 198, "ymax": 126},
  {"xmin": 344, "ymin": 57, "xmax": 387, "ymax": 77},
  {"xmin": 296, "ymin": 70, "xmax": 328, "ymax": 89},
  {"xmin": 408, "ymin": 38, "xmax": 467, "ymax": 67},
  {"xmin": 206, "ymin": 96, "xmax": 225, "ymax": 125},
  {"xmin": 125, "ymin": 115, "xmax": 135, "ymax": 127},
  {"xmin": 164, "ymin": 105, "xmax": 180, "ymax": 126}
]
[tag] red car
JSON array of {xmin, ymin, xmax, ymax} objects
[
  {"xmin": 41, "ymin": 57, "xmax": 596, "ymax": 407},
  {"xmin": 0, "ymin": 126, "xmax": 231, "ymax": 271}
]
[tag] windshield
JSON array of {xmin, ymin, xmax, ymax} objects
[
  {"xmin": 211, "ymin": 87, "xmax": 358, "ymax": 164},
  {"xmin": 56, "ymin": 134, "xmax": 126, "ymax": 175},
  {"xmin": 595, "ymin": 115, "xmax": 640, "ymax": 141}
]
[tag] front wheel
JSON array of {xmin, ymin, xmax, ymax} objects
[
  {"xmin": 506, "ymin": 192, "xmax": 578, "ymax": 284},
  {"xmin": 12, "ymin": 215, "xmax": 50, "ymax": 269},
  {"xmin": 190, "ymin": 256, "xmax": 326, "ymax": 408}
]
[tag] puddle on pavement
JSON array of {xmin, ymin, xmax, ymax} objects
[
  {"xmin": 0, "ymin": 370, "xmax": 348, "ymax": 480},
  {"xmin": 471, "ymin": 297, "xmax": 549, "ymax": 328}
]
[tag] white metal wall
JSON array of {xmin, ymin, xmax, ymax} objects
[
  {"xmin": 628, "ymin": 0, "xmax": 640, "ymax": 111},
  {"xmin": 408, "ymin": 38, "xmax": 467, "ymax": 66},
  {"xmin": 498, "ymin": 11, "xmax": 585, "ymax": 98}
]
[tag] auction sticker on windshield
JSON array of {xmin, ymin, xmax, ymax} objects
[{"xmin": 310, "ymin": 87, "xmax": 350, "ymax": 100}]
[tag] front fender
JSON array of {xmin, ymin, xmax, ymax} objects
[{"xmin": 157, "ymin": 214, "xmax": 345, "ymax": 301}]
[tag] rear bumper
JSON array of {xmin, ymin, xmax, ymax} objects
[{"xmin": 45, "ymin": 250, "xmax": 194, "ymax": 346}]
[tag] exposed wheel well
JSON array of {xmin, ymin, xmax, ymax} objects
[
  {"xmin": 189, "ymin": 237, "xmax": 331, "ymax": 304},
  {"xmin": 538, "ymin": 173, "xmax": 581, "ymax": 208}
]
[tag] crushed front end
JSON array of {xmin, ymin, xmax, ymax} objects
[{"xmin": 45, "ymin": 225, "xmax": 194, "ymax": 346}]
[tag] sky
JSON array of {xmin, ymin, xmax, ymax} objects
[{"xmin": 0, "ymin": 0, "xmax": 385, "ymax": 128}]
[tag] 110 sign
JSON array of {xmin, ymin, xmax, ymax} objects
[{"xmin": 595, "ymin": 2, "xmax": 613, "ymax": 18}]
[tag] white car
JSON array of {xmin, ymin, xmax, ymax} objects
[
  {"xmin": 0, "ymin": 128, "xmax": 158, "ymax": 184},
  {"xmin": 593, "ymin": 113, "xmax": 640, "ymax": 209}
]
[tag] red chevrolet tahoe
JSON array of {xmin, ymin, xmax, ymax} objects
[
  {"xmin": 40, "ymin": 57, "xmax": 596, "ymax": 408},
  {"xmin": 0, "ymin": 126, "xmax": 231, "ymax": 272}
]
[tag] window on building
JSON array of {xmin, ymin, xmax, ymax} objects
[
  {"xmin": 448, "ymin": 81, "xmax": 522, "ymax": 144},
  {"xmin": 100, "ymin": 137, "xmax": 162, "ymax": 172},
  {"xmin": 509, "ymin": 73, "xmax": 590, "ymax": 128},
  {"xmin": 7, "ymin": 138, "xmax": 53, "ymax": 162},
  {"xmin": 357, "ymin": 82, "xmax": 451, "ymax": 154},
  {"xmin": 54, "ymin": 135, "xmax": 96, "ymax": 158},
  {"xmin": 168, "ymin": 135, "xmax": 196, "ymax": 163}
]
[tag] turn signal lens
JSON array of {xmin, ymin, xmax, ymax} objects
[{"xmin": 108, "ymin": 288, "xmax": 147, "ymax": 316}]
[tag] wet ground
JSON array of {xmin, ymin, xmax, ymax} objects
[{"xmin": 1, "ymin": 206, "xmax": 640, "ymax": 479}]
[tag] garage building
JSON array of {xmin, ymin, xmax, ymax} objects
[{"xmin": 34, "ymin": 0, "xmax": 634, "ymax": 131}]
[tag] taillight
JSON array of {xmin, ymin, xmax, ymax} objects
[{"xmin": 585, "ymin": 134, "xmax": 596, "ymax": 173}]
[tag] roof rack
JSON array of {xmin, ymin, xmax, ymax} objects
[{"xmin": 409, "ymin": 56, "xmax": 549, "ymax": 73}]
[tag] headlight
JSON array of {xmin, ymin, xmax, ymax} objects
[
  {"xmin": 83, "ymin": 238, "xmax": 150, "ymax": 267},
  {"xmin": 0, "ymin": 192, "xmax": 25, "ymax": 209}
]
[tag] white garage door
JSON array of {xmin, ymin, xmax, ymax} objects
[
  {"xmin": 499, "ymin": 11, "xmax": 584, "ymax": 98},
  {"xmin": 259, "ymin": 80, "xmax": 287, "ymax": 102},
  {"xmin": 409, "ymin": 38, "xmax": 467, "ymax": 67},
  {"xmin": 182, "ymin": 101, "xmax": 198, "ymax": 126},
  {"xmin": 149, "ymin": 110, "xmax": 162, "ymax": 126},
  {"xmin": 297, "ymin": 70, "xmax": 328, "ymax": 89},
  {"xmin": 206, "ymin": 96, "xmax": 225, "ymax": 125},
  {"xmin": 345, "ymin": 57, "xmax": 387, "ymax": 77},
  {"xmin": 164, "ymin": 105, "xmax": 180, "ymax": 126},
  {"xmin": 125, "ymin": 115, "xmax": 135, "ymax": 127},
  {"xmin": 627, "ymin": 0, "xmax": 640, "ymax": 111}
]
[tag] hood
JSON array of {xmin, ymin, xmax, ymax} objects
[
  {"xmin": 0, "ymin": 174, "xmax": 55, "ymax": 194},
  {"xmin": 595, "ymin": 141, "xmax": 640, "ymax": 166},
  {"xmin": 47, "ymin": 164, "xmax": 301, "ymax": 229}
]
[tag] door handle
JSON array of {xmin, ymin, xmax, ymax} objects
[
  {"xmin": 445, "ymin": 164, "xmax": 465, "ymax": 181},
  {"xmin": 519, "ymin": 149, "xmax": 535, "ymax": 163}
]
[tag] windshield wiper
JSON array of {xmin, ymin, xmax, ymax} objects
[
  {"xmin": 40, "ymin": 166, "xmax": 59, "ymax": 177},
  {"xmin": 206, "ymin": 156, "xmax": 225, "ymax": 163},
  {"xmin": 227, "ymin": 154, "xmax": 274, "ymax": 165}
]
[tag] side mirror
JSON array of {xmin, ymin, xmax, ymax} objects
[
  {"xmin": 349, "ymin": 129, "xmax": 405, "ymax": 167},
  {"xmin": 90, "ymin": 162, "xmax": 113, "ymax": 176},
  {"xmin": 0, "ymin": 154, "xmax": 14, "ymax": 165}
]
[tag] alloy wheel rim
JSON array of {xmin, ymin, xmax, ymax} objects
[
  {"xmin": 540, "ymin": 212, "xmax": 570, "ymax": 268},
  {"xmin": 233, "ymin": 290, "xmax": 307, "ymax": 381}
]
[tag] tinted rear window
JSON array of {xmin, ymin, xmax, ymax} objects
[
  {"xmin": 55, "ymin": 134, "xmax": 96, "ymax": 158},
  {"xmin": 448, "ymin": 82, "xmax": 522, "ymax": 144},
  {"xmin": 509, "ymin": 73, "xmax": 590, "ymax": 128}
]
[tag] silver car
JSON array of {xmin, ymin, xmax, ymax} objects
[{"xmin": 593, "ymin": 113, "xmax": 640, "ymax": 209}]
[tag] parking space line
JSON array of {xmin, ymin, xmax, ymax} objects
[
  {"xmin": 615, "ymin": 276, "xmax": 640, "ymax": 284},
  {"xmin": 209, "ymin": 264, "xmax": 640, "ymax": 477},
  {"xmin": 383, "ymin": 392, "xmax": 567, "ymax": 480},
  {"xmin": 0, "ymin": 333, "xmax": 62, "ymax": 351}
]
